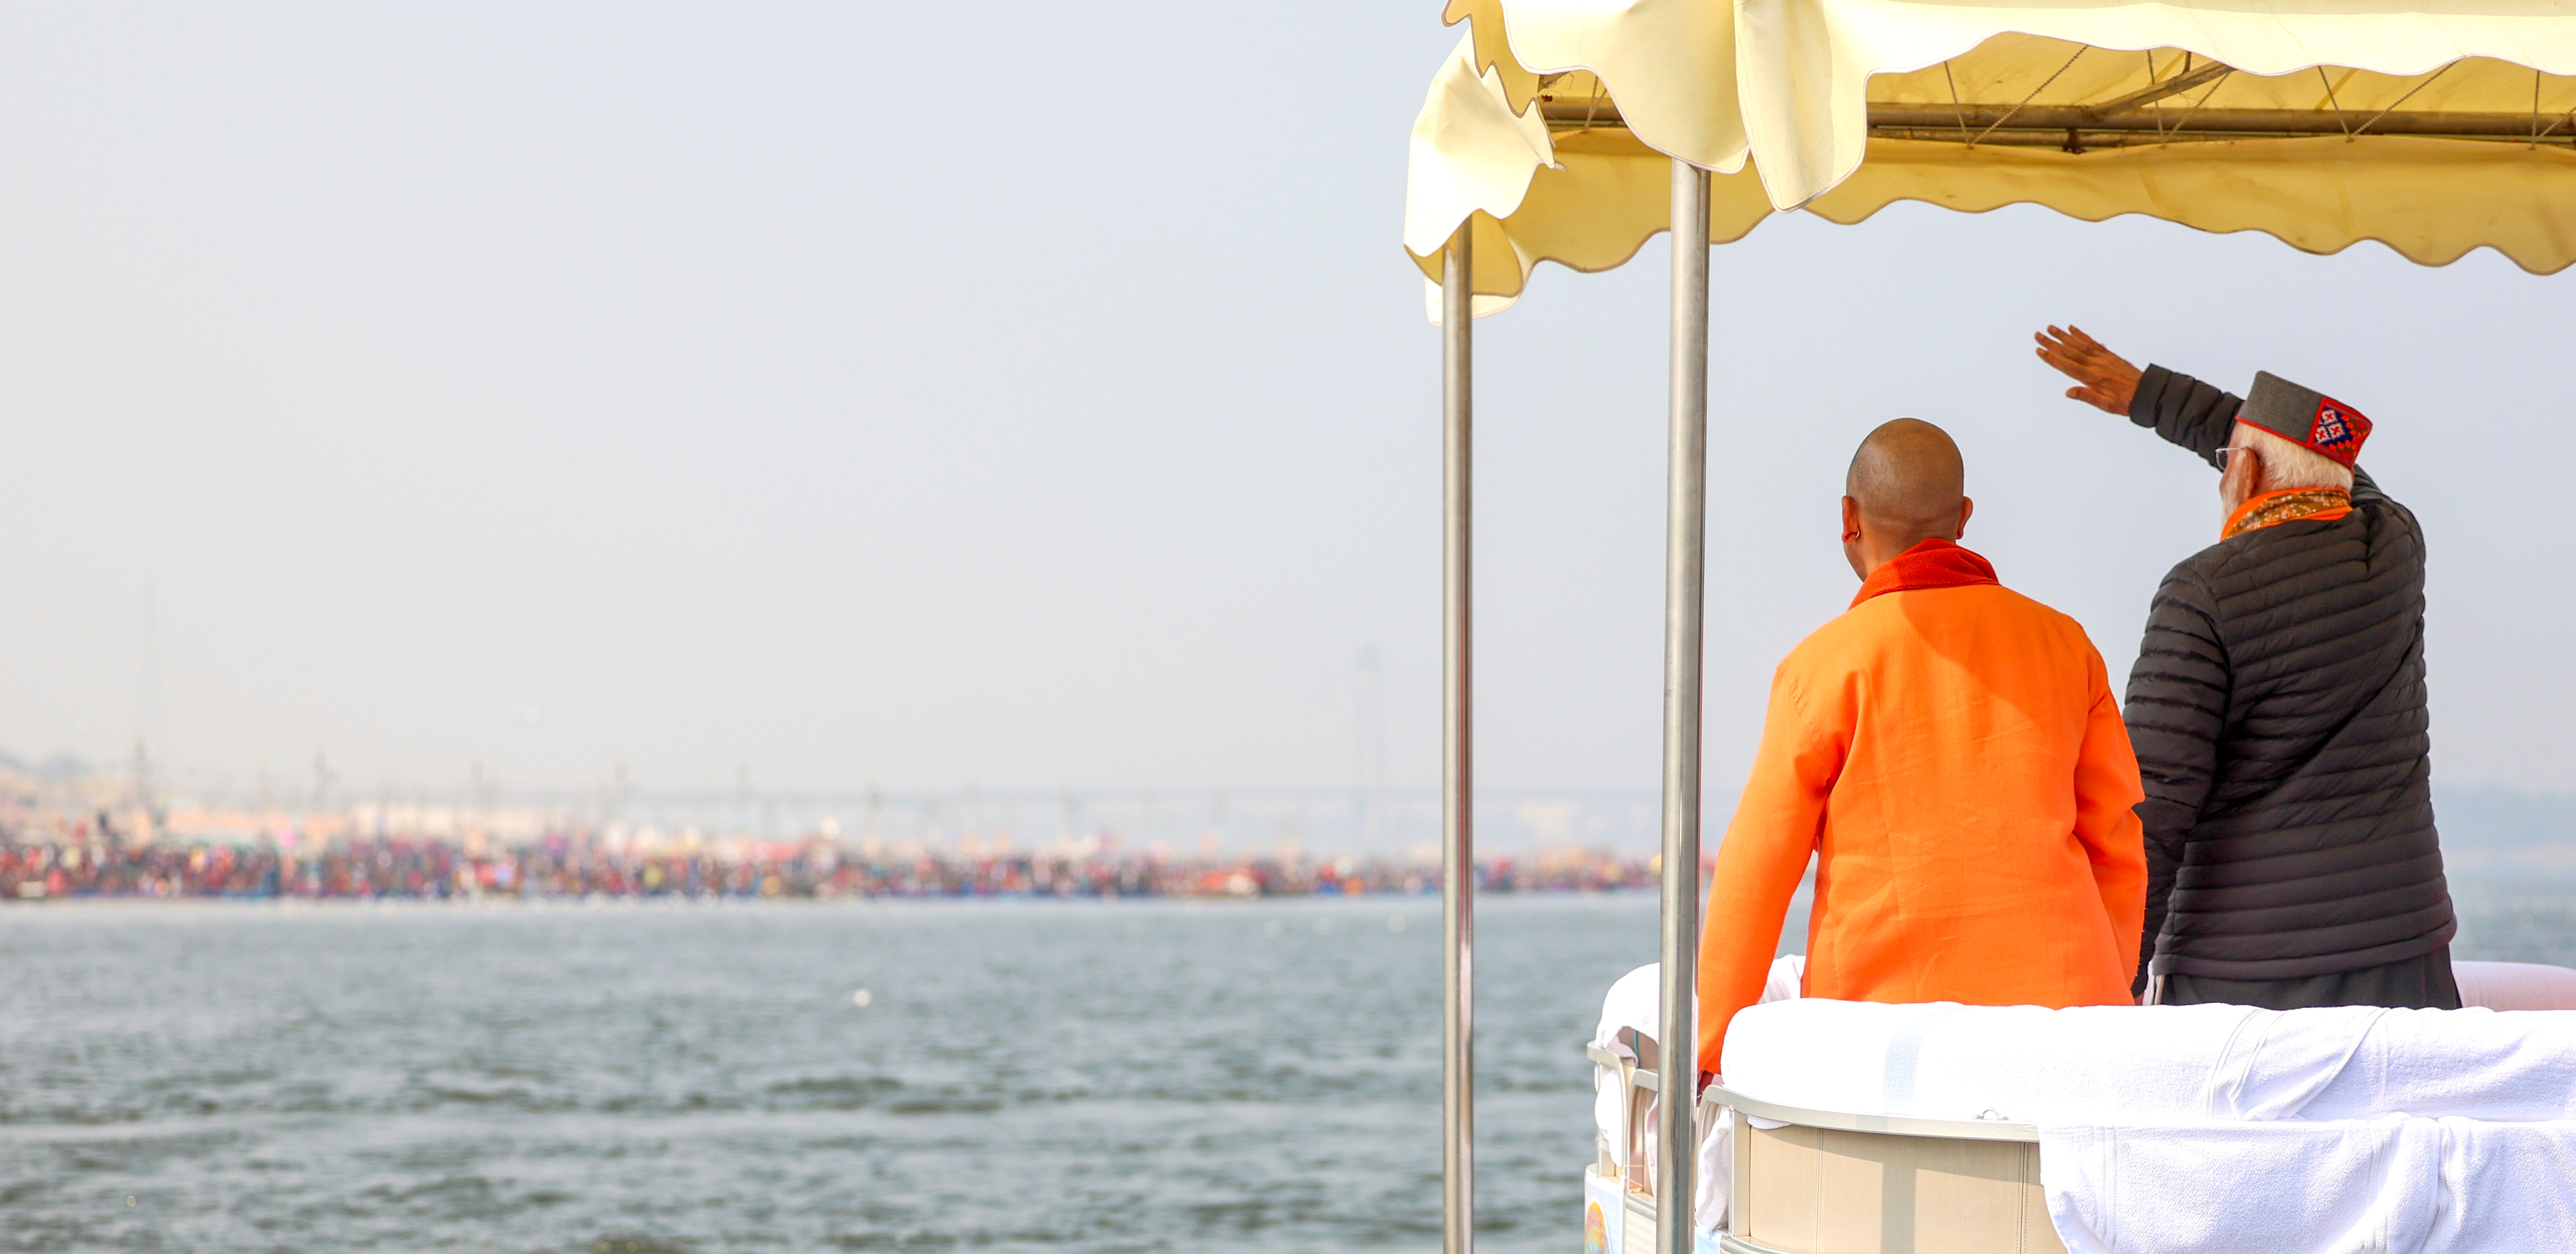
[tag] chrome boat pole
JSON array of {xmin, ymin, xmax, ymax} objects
[
  {"xmin": 1656, "ymin": 159, "xmax": 1711, "ymax": 1254},
  {"xmin": 1440, "ymin": 221, "xmax": 1476, "ymax": 1254}
]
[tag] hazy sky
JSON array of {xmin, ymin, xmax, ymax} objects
[{"xmin": 2, "ymin": 3, "xmax": 2568, "ymax": 804}]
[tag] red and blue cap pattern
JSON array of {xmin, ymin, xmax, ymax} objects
[
  {"xmin": 2307, "ymin": 400, "xmax": 2370, "ymax": 466},
  {"xmin": 2242, "ymin": 371, "xmax": 2372, "ymax": 468}
]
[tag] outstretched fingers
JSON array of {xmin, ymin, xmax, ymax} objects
[
  {"xmin": 2033, "ymin": 323, "xmax": 2141, "ymax": 416},
  {"xmin": 2035, "ymin": 325, "xmax": 2106, "ymax": 379},
  {"xmin": 2052, "ymin": 324, "xmax": 2106, "ymax": 354}
]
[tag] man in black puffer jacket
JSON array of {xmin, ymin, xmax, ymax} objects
[{"xmin": 2035, "ymin": 326, "xmax": 2458, "ymax": 1011}]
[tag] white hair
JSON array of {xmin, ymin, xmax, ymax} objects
[{"xmin": 2235, "ymin": 421, "xmax": 2354, "ymax": 492}]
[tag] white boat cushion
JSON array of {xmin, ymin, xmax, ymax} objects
[
  {"xmin": 1722, "ymin": 992, "xmax": 2576, "ymax": 1253},
  {"xmin": 1724, "ymin": 998, "xmax": 2576, "ymax": 1124}
]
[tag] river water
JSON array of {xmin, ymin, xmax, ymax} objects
[{"xmin": 3, "ymin": 876, "xmax": 2569, "ymax": 1253}]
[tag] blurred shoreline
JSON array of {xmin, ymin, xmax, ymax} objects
[
  {"xmin": 6, "ymin": 757, "xmax": 2572, "ymax": 904},
  {"xmin": 0, "ymin": 757, "xmax": 1678, "ymax": 904},
  {"xmin": 0, "ymin": 834, "xmax": 1658, "ymax": 904}
]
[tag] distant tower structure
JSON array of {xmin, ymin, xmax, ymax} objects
[
  {"xmin": 1352, "ymin": 644, "xmax": 1386, "ymax": 850},
  {"xmin": 608, "ymin": 759, "xmax": 632, "ymax": 830},
  {"xmin": 128, "ymin": 736, "xmax": 153, "ymax": 837},
  {"xmin": 131, "ymin": 582, "xmax": 166, "ymax": 834}
]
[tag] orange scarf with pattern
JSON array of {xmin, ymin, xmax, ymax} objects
[{"xmin": 2223, "ymin": 486, "xmax": 2352, "ymax": 540}]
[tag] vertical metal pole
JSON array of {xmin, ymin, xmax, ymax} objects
[
  {"xmin": 1656, "ymin": 158, "xmax": 1710, "ymax": 1254},
  {"xmin": 1440, "ymin": 221, "xmax": 1476, "ymax": 1254}
]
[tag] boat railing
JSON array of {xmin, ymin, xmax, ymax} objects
[{"xmin": 1586, "ymin": 1038, "xmax": 2061, "ymax": 1254}]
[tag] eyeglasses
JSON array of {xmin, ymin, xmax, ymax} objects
[{"xmin": 2215, "ymin": 445, "xmax": 2258, "ymax": 471}]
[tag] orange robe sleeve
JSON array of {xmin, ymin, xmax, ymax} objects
[
  {"xmin": 1696, "ymin": 664, "xmax": 1841, "ymax": 1080},
  {"xmin": 2072, "ymin": 653, "xmax": 2149, "ymax": 987}
]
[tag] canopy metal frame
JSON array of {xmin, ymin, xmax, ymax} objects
[
  {"xmin": 1436, "ymin": 160, "xmax": 1711, "ymax": 1254},
  {"xmin": 1537, "ymin": 99, "xmax": 2576, "ymax": 148},
  {"xmin": 1529, "ymin": 55, "xmax": 2576, "ymax": 151},
  {"xmin": 1655, "ymin": 160, "xmax": 1712, "ymax": 1254},
  {"xmin": 1441, "ymin": 223, "xmax": 1475, "ymax": 1254}
]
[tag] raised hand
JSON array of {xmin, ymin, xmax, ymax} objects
[{"xmin": 2035, "ymin": 325, "xmax": 2142, "ymax": 416}]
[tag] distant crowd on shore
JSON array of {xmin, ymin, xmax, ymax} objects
[{"xmin": 0, "ymin": 830, "xmax": 1655, "ymax": 903}]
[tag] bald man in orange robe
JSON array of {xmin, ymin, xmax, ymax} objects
[{"xmin": 1696, "ymin": 419, "xmax": 2147, "ymax": 1082}]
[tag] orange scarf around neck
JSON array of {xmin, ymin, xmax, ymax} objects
[
  {"xmin": 2223, "ymin": 486, "xmax": 2352, "ymax": 540},
  {"xmin": 1851, "ymin": 538, "xmax": 1999, "ymax": 608}
]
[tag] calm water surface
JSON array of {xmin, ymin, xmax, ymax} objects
[{"xmin": 2, "ymin": 877, "xmax": 2567, "ymax": 1253}]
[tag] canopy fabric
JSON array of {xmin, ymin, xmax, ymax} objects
[{"xmin": 1406, "ymin": 1, "xmax": 2576, "ymax": 311}]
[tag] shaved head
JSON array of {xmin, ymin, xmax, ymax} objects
[{"xmin": 1846, "ymin": 419, "xmax": 1966, "ymax": 542}]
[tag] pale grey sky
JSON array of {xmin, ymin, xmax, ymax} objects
[{"xmin": 0, "ymin": 3, "xmax": 2566, "ymax": 804}]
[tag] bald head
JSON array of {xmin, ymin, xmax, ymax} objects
[
  {"xmin": 1847, "ymin": 419, "xmax": 1965, "ymax": 537},
  {"xmin": 1840, "ymin": 419, "xmax": 1972, "ymax": 580}
]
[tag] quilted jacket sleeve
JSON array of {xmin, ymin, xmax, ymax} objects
[{"xmin": 2131, "ymin": 365, "xmax": 2242, "ymax": 468}]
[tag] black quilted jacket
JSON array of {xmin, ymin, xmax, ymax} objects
[{"xmin": 2123, "ymin": 365, "xmax": 2455, "ymax": 990}]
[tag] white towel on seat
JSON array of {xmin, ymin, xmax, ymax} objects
[
  {"xmin": 2043, "ymin": 1116, "xmax": 2576, "ymax": 1254},
  {"xmin": 1722, "ymin": 999, "xmax": 2387, "ymax": 1123},
  {"xmin": 2303, "ymin": 1005, "xmax": 2576, "ymax": 1121},
  {"xmin": 1721, "ymin": 997, "xmax": 2576, "ymax": 1254}
]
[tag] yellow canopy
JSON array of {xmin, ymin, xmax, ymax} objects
[{"xmin": 1406, "ymin": 0, "xmax": 2576, "ymax": 310}]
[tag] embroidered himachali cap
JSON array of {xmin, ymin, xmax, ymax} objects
[{"xmin": 2240, "ymin": 371, "xmax": 2373, "ymax": 467}]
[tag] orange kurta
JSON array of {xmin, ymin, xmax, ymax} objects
[{"xmin": 1696, "ymin": 540, "xmax": 2146, "ymax": 1079}]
